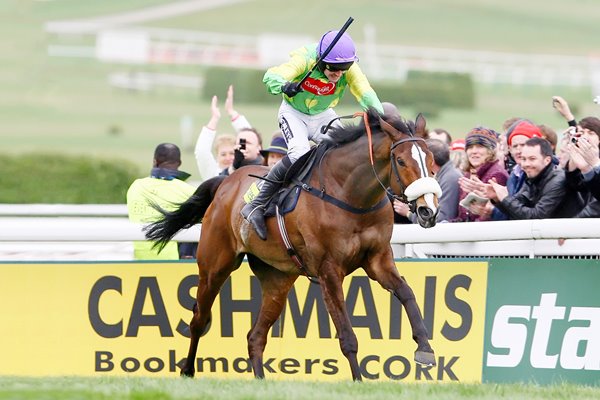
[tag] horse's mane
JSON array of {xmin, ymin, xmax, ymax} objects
[{"xmin": 327, "ymin": 107, "xmax": 414, "ymax": 145}]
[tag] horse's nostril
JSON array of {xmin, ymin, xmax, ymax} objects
[{"xmin": 417, "ymin": 207, "xmax": 433, "ymax": 219}]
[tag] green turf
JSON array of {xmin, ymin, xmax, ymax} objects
[
  {"xmin": 1, "ymin": 0, "xmax": 598, "ymax": 182},
  {"xmin": 0, "ymin": 376, "xmax": 599, "ymax": 400}
]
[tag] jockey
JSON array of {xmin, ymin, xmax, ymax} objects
[{"xmin": 241, "ymin": 29, "xmax": 384, "ymax": 240}]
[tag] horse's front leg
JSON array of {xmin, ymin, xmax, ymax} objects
[
  {"xmin": 318, "ymin": 259, "xmax": 362, "ymax": 381},
  {"xmin": 364, "ymin": 246, "xmax": 436, "ymax": 367},
  {"xmin": 246, "ymin": 255, "xmax": 298, "ymax": 379}
]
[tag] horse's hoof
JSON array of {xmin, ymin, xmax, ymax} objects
[
  {"xmin": 414, "ymin": 350, "xmax": 436, "ymax": 367},
  {"xmin": 180, "ymin": 369, "xmax": 195, "ymax": 378}
]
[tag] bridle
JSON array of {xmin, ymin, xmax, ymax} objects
[
  {"xmin": 320, "ymin": 111, "xmax": 440, "ymax": 214},
  {"xmin": 359, "ymin": 112, "xmax": 429, "ymax": 213},
  {"xmin": 388, "ymin": 136, "xmax": 427, "ymax": 210}
]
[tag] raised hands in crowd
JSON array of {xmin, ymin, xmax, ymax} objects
[
  {"xmin": 418, "ymin": 95, "xmax": 600, "ymax": 224},
  {"xmin": 565, "ymin": 131, "xmax": 600, "ymax": 174},
  {"xmin": 191, "ymin": 86, "xmax": 599, "ymax": 223}
]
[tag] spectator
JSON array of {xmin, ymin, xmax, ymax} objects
[
  {"xmin": 449, "ymin": 138, "xmax": 467, "ymax": 169},
  {"xmin": 223, "ymin": 127, "xmax": 264, "ymax": 176},
  {"xmin": 127, "ymin": 143, "xmax": 197, "ymax": 260},
  {"xmin": 505, "ymin": 120, "xmax": 544, "ymax": 195},
  {"xmin": 475, "ymin": 120, "xmax": 545, "ymax": 220},
  {"xmin": 564, "ymin": 116, "xmax": 600, "ymax": 215},
  {"xmin": 242, "ymin": 28, "xmax": 384, "ymax": 240},
  {"xmin": 194, "ymin": 85, "xmax": 253, "ymax": 181},
  {"xmin": 452, "ymin": 127, "xmax": 508, "ymax": 222},
  {"xmin": 481, "ymin": 137, "xmax": 581, "ymax": 219},
  {"xmin": 260, "ymin": 133, "xmax": 288, "ymax": 167},
  {"xmin": 500, "ymin": 116, "xmax": 523, "ymax": 173},
  {"xmin": 471, "ymin": 120, "xmax": 547, "ymax": 220},
  {"xmin": 427, "ymin": 128, "xmax": 452, "ymax": 145},
  {"xmin": 538, "ymin": 124, "xmax": 558, "ymax": 154},
  {"xmin": 551, "ymin": 94, "xmax": 590, "ymax": 170},
  {"xmin": 393, "ymin": 139, "xmax": 462, "ymax": 223},
  {"xmin": 213, "ymin": 134, "xmax": 236, "ymax": 170}
]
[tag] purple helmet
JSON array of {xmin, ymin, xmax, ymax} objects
[{"xmin": 317, "ymin": 30, "xmax": 357, "ymax": 64}]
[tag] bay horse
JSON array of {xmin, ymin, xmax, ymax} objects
[{"xmin": 145, "ymin": 108, "xmax": 442, "ymax": 381}]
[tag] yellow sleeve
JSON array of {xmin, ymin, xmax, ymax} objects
[
  {"xmin": 345, "ymin": 64, "xmax": 384, "ymax": 114},
  {"xmin": 263, "ymin": 47, "xmax": 311, "ymax": 94}
]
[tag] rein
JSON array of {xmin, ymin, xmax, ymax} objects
[
  {"xmin": 319, "ymin": 111, "xmax": 428, "ymax": 211},
  {"xmin": 311, "ymin": 111, "xmax": 393, "ymax": 214},
  {"xmin": 360, "ymin": 112, "xmax": 426, "ymax": 209}
]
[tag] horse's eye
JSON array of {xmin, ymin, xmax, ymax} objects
[{"xmin": 396, "ymin": 157, "xmax": 406, "ymax": 167}]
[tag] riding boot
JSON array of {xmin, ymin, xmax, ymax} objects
[{"xmin": 241, "ymin": 156, "xmax": 292, "ymax": 240}]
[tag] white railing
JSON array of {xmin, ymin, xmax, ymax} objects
[
  {"xmin": 1, "ymin": 204, "xmax": 599, "ymax": 261},
  {"xmin": 45, "ymin": 24, "xmax": 599, "ymax": 87}
]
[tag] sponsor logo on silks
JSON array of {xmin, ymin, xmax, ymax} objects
[
  {"xmin": 486, "ymin": 293, "xmax": 600, "ymax": 371},
  {"xmin": 243, "ymin": 181, "xmax": 264, "ymax": 204},
  {"xmin": 301, "ymin": 77, "xmax": 336, "ymax": 96}
]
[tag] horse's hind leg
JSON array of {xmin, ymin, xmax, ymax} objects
[
  {"xmin": 246, "ymin": 254, "xmax": 297, "ymax": 379},
  {"xmin": 364, "ymin": 247, "xmax": 436, "ymax": 367},
  {"xmin": 181, "ymin": 299, "xmax": 210, "ymax": 377},
  {"xmin": 181, "ymin": 250, "xmax": 244, "ymax": 377}
]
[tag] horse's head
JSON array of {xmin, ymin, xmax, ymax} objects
[{"xmin": 381, "ymin": 113, "xmax": 442, "ymax": 228}]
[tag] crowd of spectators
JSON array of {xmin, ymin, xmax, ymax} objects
[
  {"xmin": 393, "ymin": 95, "xmax": 600, "ymax": 224},
  {"xmin": 194, "ymin": 88, "xmax": 600, "ymax": 225},
  {"xmin": 130, "ymin": 86, "xmax": 599, "ymax": 260}
]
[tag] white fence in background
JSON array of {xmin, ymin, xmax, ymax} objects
[
  {"xmin": 1, "ymin": 204, "xmax": 599, "ymax": 261},
  {"xmin": 45, "ymin": 24, "xmax": 600, "ymax": 88}
]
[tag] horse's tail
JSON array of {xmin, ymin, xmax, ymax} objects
[{"xmin": 144, "ymin": 175, "xmax": 227, "ymax": 252}]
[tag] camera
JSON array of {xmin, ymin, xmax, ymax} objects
[
  {"xmin": 571, "ymin": 136, "xmax": 578, "ymax": 144},
  {"xmin": 239, "ymin": 138, "xmax": 246, "ymax": 150}
]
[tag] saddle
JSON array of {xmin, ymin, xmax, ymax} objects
[{"xmin": 262, "ymin": 138, "xmax": 336, "ymax": 217}]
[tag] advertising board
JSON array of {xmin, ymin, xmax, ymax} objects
[
  {"xmin": 0, "ymin": 261, "xmax": 487, "ymax": 382},
  {"xmin": 483, "ymin": 259, "xmax": 600, "ymax": 385}
]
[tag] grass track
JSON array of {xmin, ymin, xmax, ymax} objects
[{"xmin": 1, "ymin": 376, "xmax": 600, "ymax": 400}]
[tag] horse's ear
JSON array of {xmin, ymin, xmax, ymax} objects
[
  {"xmin": 415, "ymin": 113, "xmax": 427, "ymax": 137},
  {"xmin": 378, "ymin": 116, "xmax": 401, "ymax": 140}
]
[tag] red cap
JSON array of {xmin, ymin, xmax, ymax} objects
[
  {"xmin": 507, "ymin": 121, "xmax": 543, "ymax": 146},
  {"xmin": 450, "ymin": 138, "xmax": 465, "ymax": 151}
]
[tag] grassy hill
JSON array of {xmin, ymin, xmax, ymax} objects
[{"xmin": 1, "ymin": 0, "xmax": 598, "ymax": 183}]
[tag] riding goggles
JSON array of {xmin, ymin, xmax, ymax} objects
[{"xmin": 323, "ymin": 61, "xmax": 354, "ymax": 72}]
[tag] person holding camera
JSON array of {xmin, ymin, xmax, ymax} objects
[
  {"xmin": 241, "ymin": 28, "xmax": 383, "ymax": 240},
  {"xmin": 562, "ymin": 117, "xmax": 600, "ymax": 216},
  {"xmin": 221, "ymin": 128, "xmax": 264, "ymax": 176}
]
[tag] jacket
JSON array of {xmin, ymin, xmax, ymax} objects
[
  {"xmin": 495, "ymin": 164, "xmax": 579, "ymax": 219},
  {"xmin": 565, "ymin": 165, "xmax": 600, "ymax": 203},
  {"xmin": 126, "ymin": 169, "xmax": 195, "ymax": 260},
  {"xmin": 435, "ymin": 160, "xmax": 463, "ymax": 222},
  {"xmin": 263, "ymin": 44, "xmax": 383, "ymax": 115},
  {"xmin": 453, "ymin": 160, "xmax": 508, "ymax": 222}
]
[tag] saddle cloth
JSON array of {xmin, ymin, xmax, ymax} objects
[{"xmin": 242, "ymin": 139, "xmax": 335, "ymax": 217}]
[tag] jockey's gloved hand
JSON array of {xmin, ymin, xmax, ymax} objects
[
  {"xmin": 281, "ymin": 81, "xmax": 303, "ymax": 97},
  {"xmin": 233, "ymin": 149, "xmax": 245, "ymax": 169}
]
